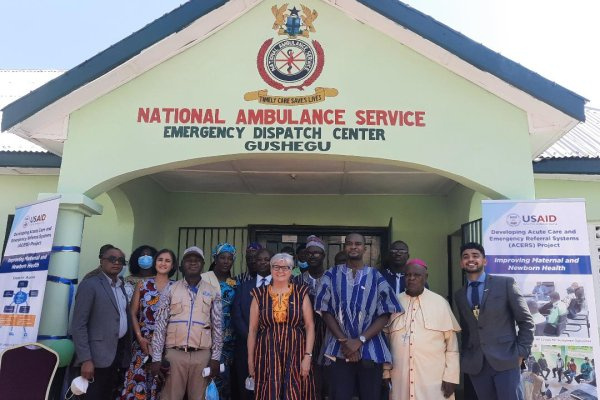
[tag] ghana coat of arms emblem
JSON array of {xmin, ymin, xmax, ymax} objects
[{"xmin": 244, "ymin": 3, "xmax": 338, "ymax": 105}]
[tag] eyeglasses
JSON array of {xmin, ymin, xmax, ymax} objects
[
  {"xmin": 271, "ymin": 265, "xmax": 292, "ymax": 272},
  {"xmin": 389, "ymin": 249, "xmax": 409, "ymax": 254},
  {"xmin": 102, "ymin": 256, "xmax": 127, "ymax": 265}
]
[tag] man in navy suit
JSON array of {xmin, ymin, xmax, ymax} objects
[
  {"xmin": 454, "ymin": 242, "xmax": 534, "ymax": 400},
  {"xmin": 232, "ymin": 248, "xmax": 272, "ymax": 399}
]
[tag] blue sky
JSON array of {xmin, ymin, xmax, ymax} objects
[
  {"xmin": 0, "ymin": 1, "xmax": 184, "ymax": 69},
  {"xmin": 1, "ymin": 0, "xmax": 598, "ymax": 106}
]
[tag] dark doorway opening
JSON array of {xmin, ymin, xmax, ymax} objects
[
  {"xmin": 176, "ymin": 224, "xmax": 390, "ymax": 279},
  {"xmin": 250, "ymin": 224, "xmax": 389, "ymax": 268},
  {"xmin": 2, "ymin": 214, "xmax": 14, "ymax": 258}
]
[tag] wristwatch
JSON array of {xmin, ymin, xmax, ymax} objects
[{"xmin": 359, "ymin": 335, "xmax": 367, "ymax": 344}]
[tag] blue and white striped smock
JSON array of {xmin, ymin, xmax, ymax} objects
[{"xmin": 314, "ymin": 265, "xmax": 402, "ymax": 364}]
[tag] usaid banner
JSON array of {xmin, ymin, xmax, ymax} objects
[
  {"xmin": 0, "ymin": 196, "xmax": 60, "ymax": 351},
  {"xmin": 483, "ymin": 199, "xmax": 591, "ymax": 275},
  {"xmin": 484, "ymin": 199, "xmax": 599, "ymax": 397}
]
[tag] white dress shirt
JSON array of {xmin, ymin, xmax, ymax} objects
[
  {"xmin": 256, "ymin": 275, "xmax": 272, "ymax": 287},
  {"xmin": 102, "ymin": 272, "xmax": 128, "ymax": 338}
]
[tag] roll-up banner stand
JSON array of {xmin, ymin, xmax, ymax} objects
[
  {"xmin": 483, "ymin": 199, "xmax": 599, "ymax": 398},
  {"xmin": 0, "ymin": 196, "xmax": 60, "ymax": 352}
]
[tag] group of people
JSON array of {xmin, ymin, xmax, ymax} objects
[
  {"xmin": 70, "ymin": 234, "xmax": 536, "ymax": 400},
  {"xmin": 527, "ymin": 282, "xmax": 588, "ymax": 337},
  {"xmin": 522, "ymin": 353, "xmax": 595, "ymax": 399},
  {"xmin": 528, "ymin": 353, "xmax": 595, "ymax": 384}
]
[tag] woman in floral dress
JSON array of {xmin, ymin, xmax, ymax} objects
[
  {"xmin": 203, "ymin": 243, "xmax": 238, "ymax": 399},
  {"xmin": 118, "ymin": 249, "xmax": 176, "ymax": 400},
  {"xmin": 123, "ymin": 245, "xmax": 157, "ymax": 301}
]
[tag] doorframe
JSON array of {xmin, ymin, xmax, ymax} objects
[
  {"xmin": 248, "ymin": 224, "xmax": 389, "ymax": 247},
  {"xmin": 249, "ymin": 224, "xmax": 390, "ymax": 267}
]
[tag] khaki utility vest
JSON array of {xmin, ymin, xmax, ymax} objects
[{"xmin": 165, "ymin": 279, "xmax": 219, "ymax": 349}]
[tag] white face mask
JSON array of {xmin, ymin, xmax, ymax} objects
[
  {"xmin": 245, "ymin": 376, "xmax": 255, "ymax": 391},
  {"xmin": 66, "ymin": 376, "xmax": 92, "ymax": 398}
]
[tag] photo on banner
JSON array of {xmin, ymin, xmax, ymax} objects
[
  {"xmin": 0, "ymin": 196, "xmax": 60, "ymax": 352},
  {"xmin": 483, "ymin": 199, "xmax": 599, "ymax": 399}
]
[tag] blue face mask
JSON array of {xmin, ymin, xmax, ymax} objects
[
  {"xmin": 138, "ymin": 255, "xmax": 154, "ymax": 269},
  {"xmin": 297, "ymin": 261, "xmax": 309, "ymax": 269}
]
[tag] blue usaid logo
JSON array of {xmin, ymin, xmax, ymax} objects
[{"xmin": 506, "ymin": 213, "xmax": 557, "ymax": 226}]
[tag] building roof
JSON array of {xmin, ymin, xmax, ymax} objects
[
  {"xmin": 0, "ymin": 133, "xmax": 46, "ymax": 153},
  {"xmin": 0, "ymin": 69, "xmax": 64, "ymax": 153},
  {"xmin": 534, "ymin": 107, "xmax": 600, "ymax": 175},
  {"xmin": 0, "ymin": 0, "xmax": 226, "ymax": 132},
  {"xmin": 360, "ymin": 0, "xmax": 586, "ymax": 122},
  {"xmin": 537, "ymin": 107, "xmax": 600, "ymax": 159},
  {"xmin": 0, "ymin": 70, "xmax": 63, "ymax": 170},
  {"xmin": 0, "ymin": 0, "xmax": 586, "ymax": 135}
]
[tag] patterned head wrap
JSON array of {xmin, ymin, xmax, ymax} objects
[
  {"xmin": 213, "ymin": 242, "xmax": 237, "ymax": 260},
  {"xmin": 406, "ymin": 258, "xmax": 427, "ymax": 269},
  {"xmin": 246, "ymin": 242, "xmax": 262, "ymax": 251},
  {"xmin": 306, "ymin": 235, "xmax": 326, "ymax": 252}
]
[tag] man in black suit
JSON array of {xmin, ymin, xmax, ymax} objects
[
  {"xmin": 71, "ymin": 246, "xmax": 132, "ymax": 400},
  {"xmin": 232, "ymin": 248, "xmax": 272, "ymax": 399},
  {"xmin": 454, "ymin": 242, "xmax": 534, "ymax": 400},
  {"xmin": 235, "ymin": 242, "xmax": 263, "ymax": 284}
]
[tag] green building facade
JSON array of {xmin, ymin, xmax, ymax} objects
[{"xmin": 0, "ymin": 0, "xmax": 593, "ymax": 366}]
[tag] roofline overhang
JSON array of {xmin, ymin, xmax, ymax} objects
[
  {"xmin": 533, "ymin": 158, "xmax": 600, "ymax": 175},
  {"xmin": 1, "ymin": 0, "xmax": 227, "ymax": 131},
  {"xmin": 359, "ymin": 0, "xmax": 586, "ymax": 122},
  {"xmin": 0, "ymin": 0, "xmax": 587, "ymax": 156},
  {"xmin": 0, "ymin": 151, "xmax": 62, "ymax": 168}
]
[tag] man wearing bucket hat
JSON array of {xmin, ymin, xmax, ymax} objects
[{"xmin": 149, "ymin": 246, "xmax": 223, "ymax": 400}]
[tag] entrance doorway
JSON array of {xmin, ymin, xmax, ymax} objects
[
  {"xmin": 176, "ymin": 224, "xmax": 390, "ymax": 278},
  {"xmin": 250, "ymin": 225, "xmax": 390, "ymax": 268}
]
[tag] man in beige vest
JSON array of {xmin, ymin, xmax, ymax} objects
[{"xmin": 150, "ymin": 246, "xmax": 223, "ymax": 399}]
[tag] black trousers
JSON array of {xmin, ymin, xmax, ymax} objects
[
  {"xmin": 78, "ymin": 336, "xmax": 127, "ymax": 400},
  {"xmin": 313, "ymin": 363, "xmax": 328, "ymax": 400},
  {"xmin": 552, "ymin": 367, "xmax": 563, "ymax": 381},
  {"xmin": 233, "ymin": 346, "xmax": 253, "ymax": 400},
  {"xmin": 83, "ymin": 364, "xmax": 121, "ymax": 400},
  {"xmin": 327, "ymin": 359, "xmax": 383, "ymax": 400}
]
